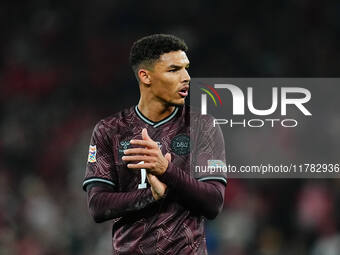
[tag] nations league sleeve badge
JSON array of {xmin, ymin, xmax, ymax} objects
[{"xmin": 88, "ymin": 145, "xmax": 97, "ymax": 163}]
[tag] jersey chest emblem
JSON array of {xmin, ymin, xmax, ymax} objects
[{"xmin": 171, "ymin": 134, "xmax": 190, "ymax": 155}]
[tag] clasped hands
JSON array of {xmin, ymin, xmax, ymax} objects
[{"xmin": 122, "ymin": 128, "xmax": 170, "ymax": 200}]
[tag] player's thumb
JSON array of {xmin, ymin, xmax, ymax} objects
[
  {"xmin": 165, "ymin": 152, "xmax": 171, "ymax": 162},
  {"xmin": 146, "ymin": 172, "xmax": 156, "ymax": 182},
  {"xmin": 142, "ymin": 128, "xmax": 152, "ymax": 141}
]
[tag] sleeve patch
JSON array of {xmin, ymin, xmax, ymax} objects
[
  {"xmin": 208, "ymin": 160, "xmax": 226, "ymax": 168},
  {"xmin": 88, "ymin": 145, "xmax": 97, "ymax": 163}
]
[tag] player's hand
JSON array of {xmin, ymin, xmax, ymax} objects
[
  {"xmin": 147, "ymin": 173, "xmax": 166, "ymax": 200},
  {"xmin": 147, "ymin": 153, "xmax": 171, "ymax": 200},
  {"xmin": 122, "ymin": 128, "xmax": 170, "ymax": 176}
]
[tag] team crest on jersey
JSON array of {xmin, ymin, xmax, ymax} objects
[
  {"xmin": 171, "ymin": 134, "xmax": 190, "ymax": 155},
  {"xmin": 88, "ymin": 145, "xmax": 97, "ymax": 163}
]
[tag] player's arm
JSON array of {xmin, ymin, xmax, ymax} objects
[
  {"xmin": 83, "ymin": 121, "xmax": 162, "ymax": 223},
  {"xmin": 86, "ymin": 182, "xmax": 158, "ymax": 223},
  {"xmin": 160, "ymin": 121, "xmax": 227, "ymax": 219},
  {"xmin": 123, "ymin": 127, "xmax": 226, "ymax": 219},
  {"xmin": 157, "ymin": 162, "xmax": 225, "ymax": 219}
]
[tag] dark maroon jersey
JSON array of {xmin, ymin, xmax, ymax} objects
[{"xmin": 83, "ymin": 105, "xmax": 227, "ymax": 255}]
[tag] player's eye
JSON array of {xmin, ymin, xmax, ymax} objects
[{"xmin": 169, "ymin": 69, "xmax": 178, "ymax": 72}]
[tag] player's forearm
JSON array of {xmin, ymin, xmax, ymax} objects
[
  {"xmin": 159, "ymin": 163, "xmax": 225, "ymax": 219},
  {"xmin": 87, "ymin": 185, "xmax": 155, "ymax": 223}
]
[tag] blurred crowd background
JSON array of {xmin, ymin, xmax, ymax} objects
[{"xmin": 1, "ymin": 1, "xmax": 340, "ymax": 254}]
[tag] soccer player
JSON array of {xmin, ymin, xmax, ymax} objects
[{"xmin": 83, "ymin": 34, "xmax": 227, "ymax": 254}]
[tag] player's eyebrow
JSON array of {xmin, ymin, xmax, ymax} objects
[{"xmin": 168, "ymin": 63, "xmax": 190, "ymax": 69}]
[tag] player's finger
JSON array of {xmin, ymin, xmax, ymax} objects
[
  {"xmin": 165, "ymin": 152, "xmax": 171, "ymax": 162},
  {"xmin": 142, "ymin": 128, "xmax": 153, "ymax": 142},
  {"xmin": 127, "ymin": 163, "xmax": 154, "ymax": 169},
  {"xmin": 146, "ymin": 172, "xmax": 156, "ymax": 183},
  {"xmin": 130, "ymin": 139, "xmax": 156, "ymax": 148},
  {"xmin": 147, "ymin": 173, "xmax": 164, "ymax": 186},
  {"xmin": 122, "ymin": 155, "xmax": 152, "ymax": 162},
  {"xmin": 124, "ymin": 148, "xmax": 154, "ymax": 155}
]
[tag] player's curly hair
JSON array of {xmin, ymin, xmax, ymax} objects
[{"xmin": 129, "ymin": 34, "xmax": 188, "ymax": 80}]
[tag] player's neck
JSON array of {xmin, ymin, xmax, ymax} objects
[{"xmin": 138, "ymin": 99, "xmax": 176, "ymax": 123}]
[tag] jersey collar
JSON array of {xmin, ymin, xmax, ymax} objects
[{"xmin": 134, "ymin": 105, "xmax": 179, "ymax": 128}]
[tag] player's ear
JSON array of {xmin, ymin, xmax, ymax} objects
[{"xmin": 138, "ymin": 69, "xmax": 151, "ymax": 86}]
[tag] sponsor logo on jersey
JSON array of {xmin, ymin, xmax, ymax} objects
[
  {"xmin": 88, "ymin": 145, "xmax": 97, "ymax": 163},
  {"xmin": 171, "ymin": 134, "xmax": 190, "ymax": 155},
  {"xmin": 119, "ymin": 140, "xmax": 162, "ymax": 159},
  {"xmin": 118, "ymin": 140, "xmax": 131, "ymax": 159}
]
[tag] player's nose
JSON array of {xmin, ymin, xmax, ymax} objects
[{"xmin": 181, "ymin": 68, "xmax": 190, "ymax": 84}]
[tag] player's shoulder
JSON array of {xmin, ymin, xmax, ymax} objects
[
  {"xmin": 187, "ymin": 105, "xmax": 216, "ymax": 126},
  {"xmin": 93, "ymin": 106, "xmax": 135, "ymax": 135}
]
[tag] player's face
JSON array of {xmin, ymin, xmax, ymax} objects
[{"xmin": 149, "ymin": 50, "xmax": 190, "ymax": 106}]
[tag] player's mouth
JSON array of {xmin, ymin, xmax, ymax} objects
[{"xmin": 178, "ymin": 86, "xmax": 189, "ymax": 97}]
